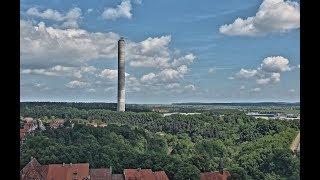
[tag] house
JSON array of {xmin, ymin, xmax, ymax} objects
[
  {"xmin": 124, "ymin": 169, "xmax": 169, "ymax": 180},
  {"xmin": 200, "ymin": 171, "xmax": 231, "ymax": 180},
  {"xmin": 46, "ymin": 163, "xmax": 89, "ymax": 180}
]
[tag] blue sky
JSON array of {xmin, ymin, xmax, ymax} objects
[{"xmin": 20, "ymin": 0, "xmax": 300, "ymax": 103}]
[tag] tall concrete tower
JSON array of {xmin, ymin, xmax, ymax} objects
[{"xmin": 117, "ymin": 37, "xmax": 125, "ymax": 112}]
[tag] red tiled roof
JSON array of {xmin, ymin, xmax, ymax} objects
[
  {"xmin": 90, "ymin": 168, "xmax": 112, "ymax": 180},
  {"xmin": 139, "ymin": 169, "xmax": 156, "ymax": 180},
  {"xmin": 20, "ymin": 158, "xmax": 48, "ymax": 180},
  {"xmin": 124, "ymin": 169, "xmax": 168, "ymax": 180},
  {"xmin": 154, "ymin": 171, "xmax": 169, "ymax": 180},
  {"xmin": 46, "ymin": 163, "xmax": 90, "ymax": 180},
  {"xmin": 200, "ymin": 171, "xmax": 231, "ymax": 180}
]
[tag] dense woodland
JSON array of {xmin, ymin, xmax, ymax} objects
[{"xmin": 20, "ymin": 102, "xmax": 300, "ymax": 180}]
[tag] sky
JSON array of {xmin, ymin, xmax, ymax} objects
[{"xmin": 20, "ymin": 0, "xmax": 300, "ymax": 104}]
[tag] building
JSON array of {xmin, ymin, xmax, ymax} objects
[
  {"xmin": 124, "ymin": 169, "xmax": 169, "ymax": 180},
  {"xmin": 89, "ymin": 168, "xmax": 112, "ymax": 180},
  {"xmin": 49, "ymin": 119, "xmax": 65, "ymax": 129},
  {"xmin": 20, "ymin": 118, "xmax": 45, "ymax": 141},
  {"xmin": 200, "ymin": 171, "xmax": 231, "ymax": 180}
]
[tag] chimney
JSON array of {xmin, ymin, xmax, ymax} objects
[{"xmin": 117, "ymin": 37, "xmax": 125, "ymax": 112}]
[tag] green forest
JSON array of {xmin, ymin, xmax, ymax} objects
[{"xmin": 20, "ymin": 102, "xmax": 300, "ymax": 180}]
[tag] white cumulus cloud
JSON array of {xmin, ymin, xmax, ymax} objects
[
  {"xmin": 232, "ymin": 56, "xmax": 291, "ymax": 86},
  {"xmin": 261, "ymin": 56, "xmax": 291, "ymax": 72},
  {"xmin": 219, "ymin": 0, "xmax": 300, "ymax": 36},
  {"xmin": 26, "ymin": 7, "xmax": 82, "ymax": 28},
  {"xmin": 128, "ymin": 35, "xmax": 171, "ymax": 68},
  {"xmin": 65, "ymin": 80, "xmax": 88, "ymax": 88},
  {"xmin": 102, "ymin": 0, "xmax": 132, "ymax": 20},
  {"xmin": 20, "ymin": 20, "xmax": 120, "ymax": 68},
  {"xmin": 99, "ymin": 69, "xmax": 118, "ymax": 80},
  {"xmin": 172, "ymin": 53, "xmax": 196, "ymax": 67}
]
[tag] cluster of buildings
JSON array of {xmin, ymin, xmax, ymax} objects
[
  {"xmin": 21, "ymin": 157, "xmax": 169, "ymax": 180},
  {"xmin": 20, "ymin": 117, "xmax": 65, "ymax": 141},
  {"xmin": 246, "ymin": 112, "xmax": 300, "ymax": 121},
  {"xmin": 20, "ymin": 117, "xmax": 45, "ymax": 141},
  {"xmin": 162, "ymin": 112, "xmax": 201, "ymax": 117},
  {"xmin": 21, "ymin": 158, "xmax": 231, "ymax": 180}
]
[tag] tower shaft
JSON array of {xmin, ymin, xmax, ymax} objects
[{"xmin": 117, "ymin": 37, "xmax": 125, "ymax": 112}]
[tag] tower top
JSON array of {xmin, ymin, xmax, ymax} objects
[{"xmin": 119, "ymin": 36, "xmax": 125, "ymax": 41}]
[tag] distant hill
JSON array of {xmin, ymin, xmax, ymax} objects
[
  {"xmin": 172, "ymin": 102, "xmax": 300, "ymax": 106},
  {"xmin": 20, "ymin": 102, "xmax": 152, "ymax": 112}
]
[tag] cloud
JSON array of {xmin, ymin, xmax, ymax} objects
[
  {"xmin": 184, "ymin": 84, "xmax": 196, "ymax": 91},
  {"xmin": 208, "ymin": 68, "xmax": 215, "ymax": 74},
  {"xmin": 289, "ymin": 89, "xmax": 295, "ymax": 93},
  {"xmin": 65, "ymin": 80, "xmax": 88, "ymax": 88},
  {"xmin": 235, "ymin": 69, "xmax": 258, "ymax": 79},
  {"xmin": 21, "ymin": 21, "xmax": 195, "ymax": 73},
  {"xmin": 20, "ymin": 20, "xmax": 197, "ymax": 95},
  {"xmin": 140, "ymin": 73, "xmax": 157, "ymax": 82},
  {"xmin": 240, "ymin": 85, "xmax": 245, "ymax": 90},
  {"xmin": 105, "ymin": 87, "xmax": 115, "ymax": 92},
  {"xmin": 99, "ymin": 69, "xmax": 118, "ymax": 80},
  {"xmin": 80, "ymin": 66, "xmax": 97, "ymax": 73},
  {"xmin": 26, "ymin": 7, "xmax": 64, "ymax": 21},
  {"xmin": 256, "ymin": 72, "xmax": 280, "ymax": 85},
  {"xmin": 139, "ymin": 64, "xmax": 189, "ymax": 86},
  {"xmin": 165, "ymin": 83, "xmax": 181, "ymax": 89},
  {"xmin": 219, "ymin": 0, "xmax": 300, "ymax": 36},
  {"xmin": 261, "ymin": 56, "xmax": 291, "ymax": 72},
  {"xmin": 134, "ymin": 0, "xmax": 142, "ymax": 4},
  {"xmin": 20, "ymin": 65, "xmax": 95, "ymax": 78},
  {"xmin": 128, "ymin": 35, "xmax": 171, "ymax": 68},
  {"xmin": 87, "ymin": 9, "xmax": 93, "ymax": 13},
  {"xmin": 232, "ymin": 56, "xmax": 291, "ymax": 86},
  {"xmin": 99, "ymin": 69, "xmax": 130, "ymax": 80},
  {"xmin": 159, "ymin": 65, "xmax": 188, "ymax": 81},
  {"xmin": 172, "ymin": 53, "xmax": 196, "ymax": 67},
  {"xmin": 102, "ymin": 0, "xmax": 132, "ymax": 20},
  {"xmin": 20, "ymin": 20, "xmax": 119, "ymax": 68},
  {"xmin": 86, "ymin": 88, "xmax": 96, "ymax": 93},
  {"xmin": 251, "ymin": 87, "xmax": 261, "ymax": 92},
  {"xmin": 26, "ymin": 7, "xmax": 82, "ymax": 28}
]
